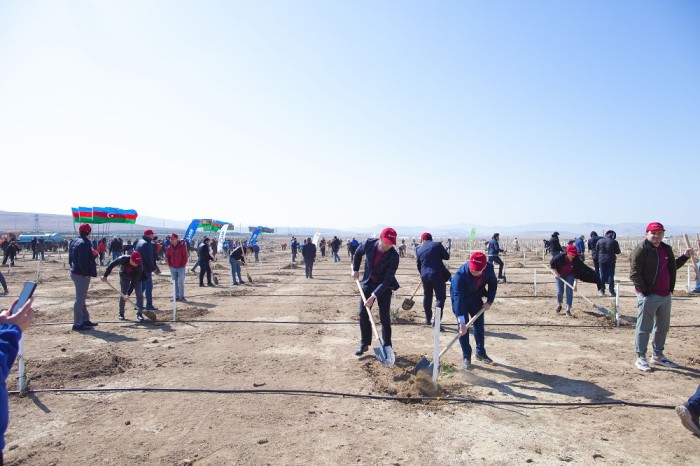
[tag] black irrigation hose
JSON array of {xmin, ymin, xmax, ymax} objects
[
  {"xmin": 30, "ymin": 320, "xmax": 700, "ymax": 329},
  {"xmin": 7, "ymin": 386, "xmax": 675, "ymax": 410}
]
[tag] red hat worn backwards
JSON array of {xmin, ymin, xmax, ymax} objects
[
  {"xmin": 420, "ymin": 232, "xmax": 432, "ymax": 241},
  {"xmin": 566, "ymin": 244, "xmax": 578, "ymax": 255},
  {"xmin": 79, "ymin": 223, "xmax": 91, "ymax": 235},
  {"xmin": 646, "ymin": 222, "xmax": 665, "ymax": 232},
  {"xmin": 130, "ymin": 251, "xmax": 143, "ymax": 265},
  {"xmin": 469, "ymin": 252, "xmax": 487, "ymax": 272},
  {"xmin": 380, "ymin": 227, "xmax": 397, "ymax": 245}
]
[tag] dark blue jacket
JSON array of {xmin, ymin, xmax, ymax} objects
[
  {"xmin": 596, "ymin": 232, "xmax": 621, "ymax": 264},
  {"xmin": 0, "ymin": 323, "xmax": 21, "ymax": 450},
  {"xmin": 69, "ymin": 235, "xmax": 97, "ymax": 277},
  {"xmin": 588, "ymin": 234, "xmax": 602, "ymax": 260},
  {"xmin": 416, "ymin": 240, "xmax": 450, "ymax": 281},
  {"xmin": 135, "ymin": 236, "xmax": 157, "ymax": 273},
  {"xmin": 487, "ymin": 239, "xmax": 503, "ymax": 257},
  {"xmin": 450, "ymin": 262, "xmax": 497, "ymax": 321},
  {"xmin": 353, "ymin": 238, "xmax": 400, "ymax": 297},
  {"xmin": 302, "ymin": 242, "xmax": 317, "ymax": 262}
]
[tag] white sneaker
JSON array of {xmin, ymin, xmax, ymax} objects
[
  {"xmin": 676, "ymin": 404, "xmax": 700, "ymax": 435},
  {"xmin": 635, "ymin": 357, "xmax": 652, "ymax": 372},
  {"xmin": 598, "ymin": 290, "xmax": 605, "ymax": 297},
  {"xmin": 651, "ymin": 354, "xmax": 679, "ymax": 368}
]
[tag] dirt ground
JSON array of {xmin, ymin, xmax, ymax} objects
[{"xmin": 2, "ymin": 239, "xmax": 700, "ymax": 465}]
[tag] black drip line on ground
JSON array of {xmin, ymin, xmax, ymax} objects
[
  {"xmin": 30, "ymin": 320, "xmax": 700, "ymax": 329},
  {"xmin": 7, "ymin": 386, "xmax": 676, "ymax": 410}
]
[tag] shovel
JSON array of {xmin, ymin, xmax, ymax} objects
[
  {"xmin": 355, "ymin": 279, "xmax": 395, "ymax": 367},
  {"xmin": 103, "ymin": 279, "xmax": 157, "ymax": 322},
  {"xmin": 242, "ymin": 254, "xmax": 253, "ymax": 283},
  {"xmin": 549, "ymin": 269, "xmax": 610, "ymax": 315},
  {"xmin": 401, "ymin": 281, "xmax": 423, "ymax": 311},
  {"xmin": 414, "ymin": 307, "xmax": 486, "ymax": 375}
]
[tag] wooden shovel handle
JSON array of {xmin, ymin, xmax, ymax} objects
[
  {"xmin": 408, "ymin": 281, "xmax": 422, "ymax": 300},
  {"xmin": 439, "ymin": 307, "xmax": 487, "ymax": 358}
]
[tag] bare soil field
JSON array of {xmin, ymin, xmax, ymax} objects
[{"xmin": 2, "ymin": 240, "xmax": 699, "ymax": 465}]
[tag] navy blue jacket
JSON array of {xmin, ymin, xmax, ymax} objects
[
  {"xmin": 352, "ymin": 238, "xmax": 400, "ymax": 297},
  {"xmin": 450, "ymin": 262, "xmax": 497, "ymax": 321},
  {"xmin": 588, "ymin": 234, "xmax": 602, "ymax": 260},
  {"xmin": 0, "ymin": 323, "xmax": 21, "ymax": 450},
  {"xmin": 302, "ymin": 242, "xmax": 317, "ymax": 262},
  {"xmin": 69, "ymin": 235, "xmax": 97, "ymax": 277},
  {"xmin": 596, "ymin": 233, "xmax": 621, "ymax": 264},
  {"xmin": 487, "ymin": 239, "xmax": 503, "ymax": 257},
  {"xmin": 416, "ymin": 240, "xmax": 450, "ymax": 281},
  {"xmin": 135, "ymin": 236, "xmax": 157, "ymax": 273}
]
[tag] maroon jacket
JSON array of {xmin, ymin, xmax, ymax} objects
[{"xmin": 166, "ymin": 241, "xmax": 189, "ymax": 268}]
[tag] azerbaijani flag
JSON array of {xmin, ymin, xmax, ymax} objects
[
  {"xmin": 78, "ymin": 206, "xmax": 93, "ymax": 223},
  {"xmin": 248, "ymin": 226, "xmax": 274, "ymax": 233},
  {"xmin": 71, "ymin": 208, "xmax": 80, "ymax": 223},
  {"xmin": 93, "ymin": 207, "xmax": 138, "ymax": 224}
]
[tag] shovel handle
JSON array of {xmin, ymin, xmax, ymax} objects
[
  {"xmin": 548, "ymin": 268, "xmax": 598, "ymax": 308},
  {"xmin": 440, "ymin": 307, "xmax": 486, "ymax": 359},
  {"xmin": 408, "ymin": 281, "xmax": 422, "ymax": 300},
  {"xmin": 104, "ymin": 278, "xmax": 135, "ymax": 307},
  {"xmin": 355, "ymin": 279, "xmax": 386, "ymax": 357}
]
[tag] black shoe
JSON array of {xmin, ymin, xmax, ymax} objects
[
  {"xmin": 200, "ymin": 284, "xmax": 205, "ymax": 287},
  {"xmin": 475, "ymin": 353, "xmax": 493, "ymax": 364},
  {"xmin": 354, "ymin": 345, "xmax": 369, "ymax": 356},
  {"xmin": 145, "ymin": 307, "xmax": 159, "ymax": 311},
  {"xmin": 71, "ymin": 324, "xmax": 91, "ymax": 331},
  {"xmin": 207, "ymin": 283, "xmax": 215, "ymax": 287},
  {"xmin": 83, "ymin": 320, "xmax": 98, "ymax": 327}
]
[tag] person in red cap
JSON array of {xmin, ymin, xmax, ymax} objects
[
  {"xmin": 134, "ymin": 229, "xmax": 161, "ymax": 311},
  {"xmin": 450, "ymin": 251, "xmax": 498, "ymax": 368},
  {"xmin": 415, "ymin": 232, "xmax": 451, "ymax": 326},
  {"xmin": 101, "ymin": 251, "xmax": 155, "ymax": 321},
  {"xmin": 630, "ymin": 222, "xmax": 694, "ymax": 372},
  {"xmin": 550, "ymin": 244, "xmax": 580, "ymax": 317},
  {"xmin": 351, "ymin": 227, "xmax": 400, "ymax": 357},
  {"xmin": 68, "ymin": 224, "xmax": 98, "ymax": 331},
  {"xmin": 166, "ymin": 234, "xmax": 189, "ymax": 302}
]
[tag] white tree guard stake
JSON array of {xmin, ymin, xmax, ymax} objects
[
  {"xmin": 688, "ymin": 266, "xmax": 692, "ymax": 292},
  {"xmin": 18, "ymin": 336, "xmax": 26, "ymax": 394},
  {"xmin": 432, "ymin": 306, "xmax": 441, "ymax": 388},
  {"xmin": 615, "ymin": 282, "xmax": 620, "ymax": 327},
  {"xmin": 533, "ymin": 269, "xmax": 537, "ymax": 296}
]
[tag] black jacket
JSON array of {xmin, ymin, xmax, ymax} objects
[
  {"xmin": 353, "ymin": 239, "xmax": 400, "ymax": 298},
  {"xmin": 103, "ymin": 255, "xmax": 145, "ymax": 282},
  {"xmin": 595, "ymin": 232, "xmax": 621, "ymax": 264},
  {"xmin": 630, "ymin": 240, "xmax": 689, "ymax": 296},
  {"xmin": 549, "ymin": 235, "xmax": 563, "ymax": 255}
]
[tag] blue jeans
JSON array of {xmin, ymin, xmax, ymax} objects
[
  {"xmin": 688, "ymin": 385, "xmax": 700, "ymax": 417},
  {"xmin": 333, "ymin": 250, "xmax": 340, "ymax": 262},
  {"xmin": 170, "ymin": 267, "xmax": 185, "ymax": 299},
  {"xmin": 230, "ymin": 260, "xmax": 242, "ymax": 284},
  {"xmin": 599, "ymin": 261, "xmax": 616, "ymax": 294},
  {"xmin": 144, "ymin": 271, "xmax": 154, "ymax": 308},
  {"xmin": 695, "ymin": 263, "xmax": 700, "ymax": 291},
  {"xmin": 71, "ymin": 273, "xmax": 91, "ymax": 325},
  {"xmin": 120, "ymin": 276, "xmax": 143, "ymax": 314},
  {"xmin": 635, "ymin": 293, "xmax": 672, "ymax": 357},
  {"xmin": 458, "ymin": 302, "xmax": 486, "ymax": 359},
  {"xmin": 112, "ymin": 251, "xmax": 121, "ymax": 262},
  {"xmin": 556, "ymin": 273, "xmax": 575, "ymax": 307}
]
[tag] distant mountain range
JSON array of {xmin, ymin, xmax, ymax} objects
[{"xmin": 1, "ymin": 210, "xmax": 698, "ymax": 239}]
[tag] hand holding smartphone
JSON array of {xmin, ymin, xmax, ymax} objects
[{"xmin": 2, "ymin": 281, "xmax": 36, "ymax": 332}]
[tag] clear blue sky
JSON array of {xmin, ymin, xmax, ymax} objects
[{"xmin": 1, "ymin": 1, "xmax": 698, "ymax": 231}]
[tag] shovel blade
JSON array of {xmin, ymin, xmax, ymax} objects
[
  {"xmin": 401, "ymin": 298, "xmax": 414, "ymax": 311},
  {"xmin": 595, "ymin": 305, "xmax": 610, "ymax": 316},
  {"xmin": 413, "ymin": 356, "xmax": 433, "ymax": 375},
  {"xmin": 247, "ymin": 272, "xmax": 253, "ymax": 283},
  {"xmin": 143, "ymin": 310, "xmax": 157, "ymax": 322},
  {"xmin": 373, "ymin": 345, "xmax": 395, "ymax": 367}
]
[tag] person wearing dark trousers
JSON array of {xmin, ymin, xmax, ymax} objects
[
  {"xmin": 301, "ymin": 237, "xmax": 317, "ymax": 278},
  {"xmin": 677, "ymin": 385, "xmax": 700, "ymax": 436},
  {"xmin": 290, "ymin": 237, "xmax": 299, "ymax": 263},
  {"xmin": 596, "ymin": 230, "xmax": 621, "ymax": 296},
  {"xmin": 135, "ymin": 229, "xmax": 161, "ymax": 311},
  {"xmin": 331, "ymin": 236, "xmax": 342, "ymax": 262},
  {"xmin": 450, "ymin": 252, "xmax": 497, "ymax": 369},
  {"xmin": 351, "ymin": 228, "xmax": 400, "ymax": 357},
  {"xmin": 486, "ymin": 233, "xmax": 506, "ymax": 281},
  {"xmin": 102, "ymin": 251, "xmax": 147, "ymax": 321},
  {"xmin": 198, "ymin": 237, "xmax": 215, "ymax": 287},
  {"xmin": 228, "ymin": 245, "xmax": 246, "ymax": 285},
  {"xmin": 587, "ymin": 231, "xmax": 603, "ymax": 292},
  {"xmin": 415, "ymin": 232, "xmax": 450, "ymax": 326},
  {"xmin": 0, "ymin": 271, "xmax": 7, "ymax": 294}
]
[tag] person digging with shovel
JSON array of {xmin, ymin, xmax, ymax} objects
[
  {"xmin": 101, "ymin": 251, "xmax": 154, "ymax": 322},
  {"xmin": 450, "ymin": 252, "xmax": 497, "ymax": 369},
  {"xmin": 352, "ymin": 227, "xmax": 400, "ymax": 359}
]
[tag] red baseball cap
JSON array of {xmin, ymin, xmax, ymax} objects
[
  {"xmin": 130, "ymin": 251, "xmax": 143, "ymax": 265},
  {"xmin": 170, "ymin": 233, "xmax": 179, "ymax": 240},
  {"xmin": 469, "ymin": 252, "xmax": 487, "ymax": 272},
  {"xmin": 646, "ymin": 222, "xmax": 665, "ymax": 232},
  {"xmin": 79, "ymin": 223, "xmax": 91, "ymax": 235},
  {"xmin": 566, "ymin": 244, "xmax": 578, "ymax": 255},
  {"xmin": 420, "ymin": 232, "xmax": 432, "ymax": 241},
  {"xmin": 380, "ymin": 227, "xmax": 397, "ymax": 245},
  {"xmin": 144, "ymin": 229, "xmax": 155, "ymax": 236}
]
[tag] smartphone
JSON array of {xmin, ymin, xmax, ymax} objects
[{"xmin": 15, "ymin": 281, "xmax": 37, "ymax": 309}]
